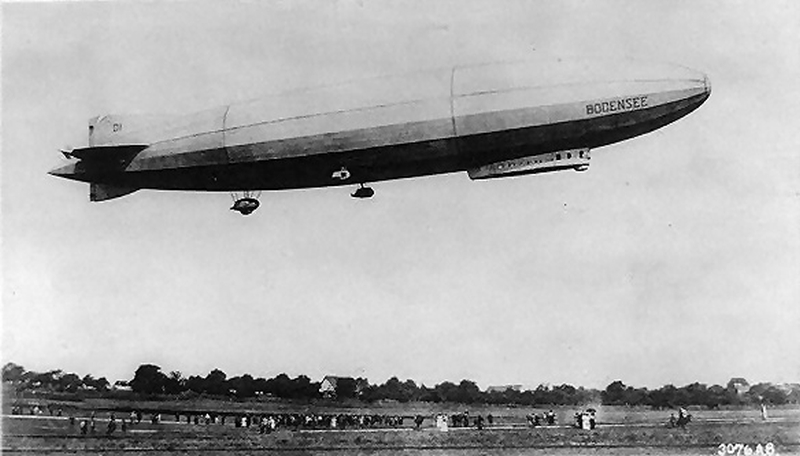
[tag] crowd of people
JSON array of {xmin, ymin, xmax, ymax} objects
[
  {"xmin": 433, "ymin": 411, "xmax": 492, "ymax": 430},
  {"xmin": 229, "ymin": 412, "xmax": 410, "ymax": 432},
  {"xmin": 10, "ymin": 404, "xmax": 63, "ymax": 416},
  {"xmin": 71, "ymin": 411, "xmax": 128, "ymax": 435},
  {"xmin": 573, "ymin": 409, "xmax": 597, "ymax": 430},
  {"xmin": 525, "ymin": 409, "xmax": 557, "ymax": 427},
  {"xmin": 65, "ymin": 410, "xmax": 421, "ymax": 435},
  {"xmin": 22, "ymin": 402, "xmax": 703, "ymax": 434}
]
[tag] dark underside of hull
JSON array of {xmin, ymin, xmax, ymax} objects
[{"xmin": 90, "ymin": 92, "xmax": 708, "ymax": 192}]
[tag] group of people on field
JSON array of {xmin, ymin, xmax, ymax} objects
[
  {"xmin": 526, "ymin": 409, "xmax": 557, "ymax": 427},
  {"xmin": 72, "ymin": 412, "xmax": 128, "ymax": 435},
  {"xmin": 573, "ymin": 409, "xmax": 596, "ymax": 429},
  {"xmin": 10, "ymin": 404, "xmax": 63, "ymax": 416},
  {"xmin": 668, "ymin": 407, "xmax": 692, "ymax": 428},
  {"xmin": 433, "ymin": 411, "xmax": 492, "ymax": 431},
  {"xmin": 24, "ymin": 400, "xmax": 764, "ymax": 436},
  {"xmin": 231, "ymin": 412, "xmax": 410, "ymax": 431}
]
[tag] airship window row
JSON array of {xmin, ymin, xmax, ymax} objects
[{"xmin": 496, "ymin": 151, "xmax": 589, "ymax": 170}]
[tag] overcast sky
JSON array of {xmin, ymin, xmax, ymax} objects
[{"xmin": 2, "ymin": 0, "xmax": 799, "ymax": 390}]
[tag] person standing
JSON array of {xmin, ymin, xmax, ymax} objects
[
  {"xmin": 581, "ymin": 412, "xmax": 591, "ymax": 430},
  {"xmin": 107, "ymin": 415, "xmax": 117, "ymax": 434}
]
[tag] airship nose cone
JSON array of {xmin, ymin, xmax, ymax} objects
[
  {"xmin": 623, "ymin": 60, "xmax": 706, "ymax": 83},
  {"xmin": 626, "ymin": 60, "xmax": 710, "ymax": 106}
]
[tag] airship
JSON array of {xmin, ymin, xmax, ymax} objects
[{"xmin": 49, "ymin": 57, "xmax": 710, "ymax": 215}]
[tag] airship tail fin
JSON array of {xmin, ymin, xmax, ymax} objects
[
  {"xmin": 90, "ymin": 183, "xmax": 139, "ymax": 202},
  {"xmin": 88, "ymin": 113, "xmax": 173, "ymax": 146}
]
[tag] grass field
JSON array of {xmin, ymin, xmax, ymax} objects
[{"xmin": 3, "ymin": 397, "xmax": 800, "ymax": 455}]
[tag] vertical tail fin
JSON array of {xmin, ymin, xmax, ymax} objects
[
  {"xmin": 90, "ymin": 183, "xmax": 139, "ymax": 201},
  {"xmin": 88, "ymin": 113, "xmax": 173, "ymax": 146}
]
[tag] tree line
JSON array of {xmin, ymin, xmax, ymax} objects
[
  {"xmin": 2, "ymin": 362, "xmax": 110, "ymax": 393},
  {"xmin": 600, "ymin": 379, "xmax": 799, "ymax": 408},
  {"xmin": 4, "ymin": 362, "xmax": 798, "ymax": 407}
]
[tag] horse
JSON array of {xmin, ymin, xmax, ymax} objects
[{"xmin": 675, "ymin": 412, "xmax": 692, "ymax": 429}]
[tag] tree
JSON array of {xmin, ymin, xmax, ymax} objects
[
  {"xmin": 130, "ymin": 364, "xmax": 167, "ymax": 394},
  {"xmin": 532, "ymin": 384, "xmax": 551, "ymax": 405},
  {"xmin": 266, "ymin": 373, "xmax": 293, "ymax": 398},
  {"xmin": 2, "ymin": 363, "xmax": 26, "ymax": 383},
  {"xmin": 551, "ymin": 384, "xmax": 581, "ymax": 405},
  {"xmin": 29, "ymin": 370, "xmax": 63, "ymax": 390},
  {"xmin": 185, "ymin": 375, "xmax": 206, "ymax": 394},
  {"xmin": 227, "ymin": 374, "xmax": 255, "ymax": 398},
  {"xmin": 253, "ymin": 377, "xmax": 269, "ymax": 396},
  {"xmin": 403, "ymin": 379, "xmax": 421, "ymax": 402},
  {"xmin": 419, "ymin": 384, "xmax": 441, "ymax": 402},
  {"xmin": 433, "ymin": 381, "xmax": 458, "ymax": 403},
  {"xmin": 94, "ymin": 377, "xmax": 110, "ymax": 392},
  {"xmin": 787, "ymin": 384, "xmax": 800, "ymax": 404},
  {"xmin": 375, "ymin": 377, "xmax": 407, "ymax": 402},
  {"xmin": 80, "ymin": 374, "xmax": 110, "ymax": 391},
  {"xmin": 706, "ymin": 385, "xmax": 727, "ymax": 408},
  {"xmin": 289, "ymin": 375, "xmax": 320, "ymax": 400},
  {"xmin": 164, "ymin": 371, "xmax": 185, "ymax": 395},
  {"xmin": 684, "ymin": 382, "xmax": 709, "ymax": 406},
  {"xmin": 334, "ymin": 377, "xmax": 358, "ymax": 399},
  {"xmin": 454, "ymin": 379, "xmax": 483, "ymax": 404},
  {"xmin": 602, "ymin": 381, "xmax": 627, "ymax": 405},
  {"xmin": 82, "ymin": 374, "xmax": 99, "ymax": 390},
  {"xmin": 648, "ymin": 384, "xmax": 677, "ymax": 409},
  {"xmin": 204, "ymin": 369, "xmax": 228, "ymax": 396},
  {"xmin": 757, "ymin": 385, "xmax": 788, "ymax": 405},
  {"xmin": 624, "ymin": 387, "xmax": 648, "ymax": 406},
  {"xmin": 58, "ymin": 373, "xmax": 82, "ymax": 393}
]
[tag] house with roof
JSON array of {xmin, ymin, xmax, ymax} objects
[
  {"xmin": 727, "ymin": 378, "xmax": 750, "ymax": 396},
  {"xmin": 486, "ymin": 384, "xmax": 523, "ymax": 393},
  {"xmin": 319, "ymin": 376, "xmax": 369, "ymax": 398}
]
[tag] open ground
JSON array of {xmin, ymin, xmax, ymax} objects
[{"xmin": 3, "ymin": 397, "xmax": 799, "ymax": 455}]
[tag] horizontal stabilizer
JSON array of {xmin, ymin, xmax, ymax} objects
[
  {"xmin": 90, "ymin": 183, "xmax": 139, "ymax": 202},
  {"xmin": 67, "ymin": 144, "xmax": 148, "ymax": 161}
]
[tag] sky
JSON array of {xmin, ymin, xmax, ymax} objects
[{"xmin": 2, "ymin": 0, "xmax": 799, "ymax": 390}]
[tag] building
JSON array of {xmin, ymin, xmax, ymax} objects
[
  {"xmin": 486, "ymin": 384, "xmax": 524, "ymax": 393},
  {"xmin": 319, "ymin": 376, "xmax": 369, "ymax": 398},
  {"xmin": 112, "ymin": 380, "xmax": 132, "ymax": 392},
  {"xmin": 319, "ymin": 376, "xmax": 339, "ymax": 397},
  {"xmin": 727, "ymin": 378, "xmax": 750, "ymax": 396}
]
